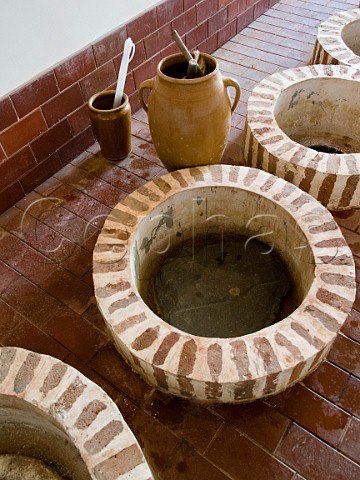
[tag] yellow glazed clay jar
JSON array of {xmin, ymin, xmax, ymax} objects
[{"xmin": 138, "ymin": 53, "xmax": 241, "ymax": 171}]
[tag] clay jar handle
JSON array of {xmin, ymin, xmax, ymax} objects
[
  {"xmin": 223, "ymin": 77, "xmax": 241, "ymax": 113},
  {"xmin": 138, "ymin": 79, "xmax": 154, "ymax": 113}
]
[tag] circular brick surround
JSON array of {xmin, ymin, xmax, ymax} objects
[
  {"xmin": 312, "ymin": 8, "xmax": 360, "ymax": 66},
  {"xmin": 93, "ymin": 165, "xmax": 355, "ymax": 404},
  {"xmin": 0, "ymin": 347, "xmax": 153, "ymax": 480},
  {"xmin": 245, "ymin": 64, "xmax": 360, "ymax": 210}
]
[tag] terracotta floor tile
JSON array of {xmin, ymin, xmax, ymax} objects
[
  {"xmin": 131, "ymin": 137, "xmax": 164, "ymax": 167},
  {"xmin": 212, "ymin": 399, "xmax": 290, "ymax": 453},
  {"xmin": 67, "ymin": 149, "xmax": 92, "ymax": 168},
  {"xmin": 34, "ymin": 176, "xmax": 63, "ymax": 196},
  {"xmin": 217, "ymin": 58, "xmax": 251, "ymax": 78},
  {"xmin": 132, "ymin": 107, "xmax": 148, "ymax": 123},
  {"xmin": 266, "ymin": 383, "xmax": 349, "ymax": 447},
  {"xmin": 328, "ymin": 334, "xmax": 360, "ymax": 379},
  {"xmin": 59, "ymin": 244, "xmax": 93, "ymax": 279},
  {"xmin": 288, "ymin": 48, "xmax": 312, "ymax": 62},
  {"xmin": 276, "ymin": 423, "xmax": 360, "ymax": 480},
  {"xmin": 234, "ymin": 54, "xmax": 282, "ymax": 75},
  {"xmin": 236, "ymin": 88, "xmax": 251, "ymax": 103},
  {"xmin": 284, "ymin": 35, "xmax": 313, "ymax": 53},
  {"xmin": 3, "ymin": 318, "xmax": 69, "ymax": 361},
  {"xmin": 241, "ymin": 66, "xmax": 269, "ymax": 83},
  {"xmin": 267, "ymin": 7, "xmax": 321, "ymax": 26},
  {"xmin": 233, "ymin": 33, "xmax": 293, "ymax": 58},
  {"xmin": 50, "ymin": 183, "xmax": 111, "ymax": 226},
  {"xmin": 10, "ymin": 192, "xmax": 99, "ymax": 256},
  {"xmin": 53, "ymin": 163, "xmax": 127, "ymax": 209},
  {"xmin": 76, "ymin": 154, "xmax": 147, "ymax": 193},
  {"xmin": 131, "ymin": 119, "xmax": 152, "ymax": 143},
  {"xmin": 0, "ymin": 300, "xmax": 24, "ymax": 341},
  {"xmin": 249, "ymin": 18, "xmax": 283, "ymax": 37},
  {"xmin": 1, "ymin": 276, "xmax": 64, "ymax": 327},
  {"xmin": 338, "ymin": 376, "xmax": 360, "ymax": 418},
  {"xmin": 279, "ymin": 25, "xmax": 314, "ymax": 43},
  {"xmin": 81, "ymin": 267, "xmax": 94, "ymax": 287},
  {"xmin": 338, "ymin": 227, "xmax": 360, "ymax": 258},
  {"xmin": 230, "ymin": 111, "xmax": 246, "ymax": 129},
  {"xmin": 259, "ymin": 14, "xmax": 308, "ymax": 36},
  {"xmin": 303, "ymin": 361, "xmax": 350, "ymax": 403},
  {"xmin": 38, "ymin": 266, "xmax": 94, "ymax": 315},
  {"xmin": 234, "ymin": 99, "xmax": 248, "ymax": 117},
  {"xmin": 0, "ymin": 261, "xmax": 20, "ymax": 295},
  {"xmin": 144, "ymin": 389, "xmax": 223, "ymax": 454},
  {"xmin": 0, "ymin": 206, "xmax": 18, "ymax": 230},
  {"xmin": 219, "ymin": 46, "xmax": 282, "ymax": 74},
  {"xmin": 302, "ymin": 1, "xmax": 334, "ymax": 15},
  {"xmin": 0, "ymin": 231, "xmax": 58, "ymax": 284},
  {"xmin": 206, "ymin": 423, "xmax": 294, "ymax": 480},
  {"xmin": 14, "ymin": 191, "xmax": 100, "ymax": 251},
  {"xmin": 339, "ymin": 417, "xmax": 360, "ymax": 465},
  {"xmin": 332, "ymin": 210, "xmax": 360, "ymax": 234},
  {"xmin": 226, "ymin": 39, "xmax": 300, "ymax": 68},
  {"xmin": 227, "ymin": 126, "xmax": 245, "ymax": 146},
  {"xmin": 331, "ymin": 1, "xmax": 356, "ymax": 7},
  {"xmin": 89, "ymin": 342, "xmax": 152, "ymax": 405},
  {"xmin": 82, "ymin": 303, "xmax": 108, "ymax": 334},
  {"xmin": 274, "ymin": 2, "xmax": 333, "ymax": 20},
  {"xmin": 36, "ymin": 203, "xmax": 100, "ymax": 252},
  {"xmin": 120, "ymin": 153, "xmax": 165, "ymax": 180},
  {"xmin": 161, "ymin": 441, "xmax": 230, "ymax": 480},
  {"xmin": 116, "ymin": 394, "xmax": 182, "ymax": 477},
  {"xmin": 222, "ymin": 140, "xmax": 244, "ymax": 165},
  {"xmin": 12, "ymin": 190, "xmax": 44, "ymax": 212},
  {"xmin": 2, "ymin": 206, "xmax": 92, "ymax": 276},
  {"xmin": 41, "ymin": 306, "xmax": 108, "ymax": 363},
  {"xmin": 341, "ymin": 309, "xmax": 360, "ymax": 344}
]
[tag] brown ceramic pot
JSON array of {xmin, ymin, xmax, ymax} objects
[
  {"xmin": 88, "ymin": 90, "xmax": 131, "ymax": 161},
  {"xmin": 138, "ymin": 53, "xmax": 241, "ymax": 171}
]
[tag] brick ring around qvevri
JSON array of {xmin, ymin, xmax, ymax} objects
[
  {"xmin": 93, "ymin": 165, "xmax": 355, "ymax": 403},
  {"xmin": 0, "ymin": 347, "xmax": 154, "ymax": 480},
  {"xmin": 245, "ymin": 64, "xmax": 360, "ymax": 210},
  {"xmin": 312, "ymin": 8, "xmax": 360, "ymax": 67}
]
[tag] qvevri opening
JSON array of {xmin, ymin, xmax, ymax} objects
[
  {"xmin": 141, "ymin": 234, "xmax": 297, "ymax": 338},
  {"xmin": 274, "ymin": 77, "xmax": 360, "ymax": 155},
  {"xmin": 245, "ymin": 66, "xmax": 360, "ymax": 210},
  {"xmin": 94, "ymin": 165, "xmax": 355, "ymax": 403},
  {"xmin": 134, "ymin": 185, "xmax": 314, "ymax": 338}
]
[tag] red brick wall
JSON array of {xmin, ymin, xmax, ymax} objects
[{"xmin": 0, "ymin": 0, "xmax": 276, "ymax": 214}]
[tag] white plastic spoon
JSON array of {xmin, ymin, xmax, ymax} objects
[{"xmin": 113, "ymin": 37, "xmax": 136, "ymax": 109}]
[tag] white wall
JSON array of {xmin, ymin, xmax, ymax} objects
[{"xmin": 0, "ymin": 0, "xmax": 159, "ymax": 98}]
